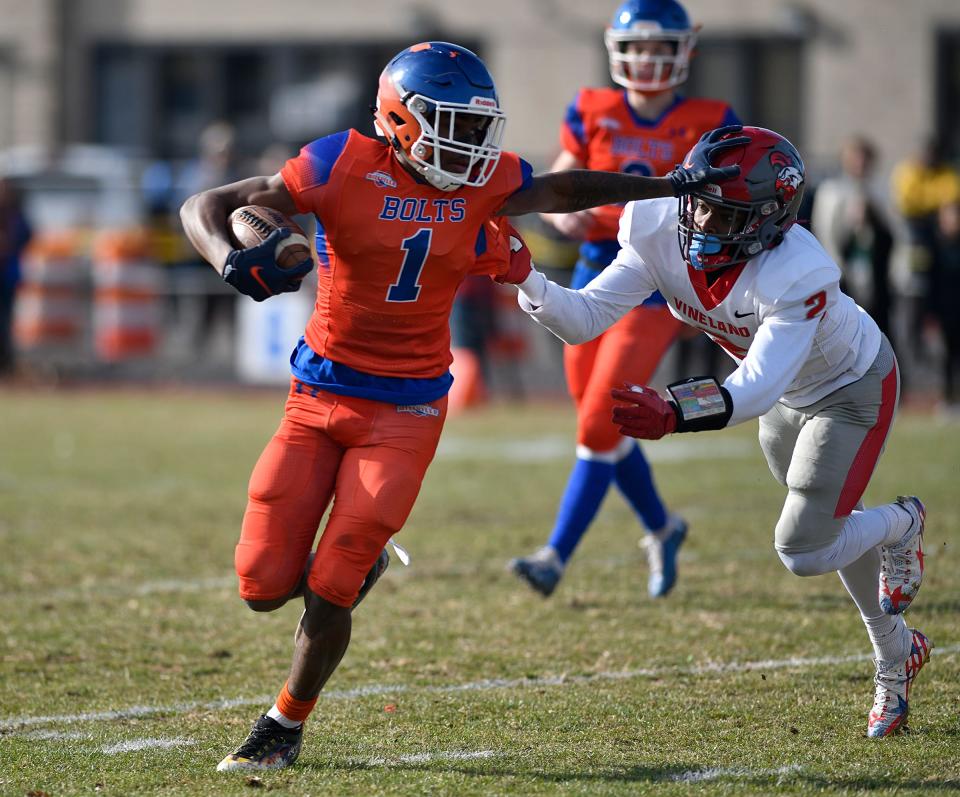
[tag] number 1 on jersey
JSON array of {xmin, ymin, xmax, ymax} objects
[{"xmin": 387, "ymin": 228, "xmax": 432, "ymax": 302}]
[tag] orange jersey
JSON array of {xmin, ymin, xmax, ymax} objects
[
  {"xmin": 560, "ymin": 88, "xmax": 738, "ymax": 246},
  {"xmin": 280, "ymin": 129, "xmax": 531, "ymax": 380}
]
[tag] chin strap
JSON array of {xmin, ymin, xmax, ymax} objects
[{"xmin": 666, "ymin": 376, "xmax": 734, "ymax": 432}]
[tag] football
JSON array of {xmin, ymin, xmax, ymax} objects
[{"xmin": 228, "ymin": 205, "xmax": 313, "ymax": 270}]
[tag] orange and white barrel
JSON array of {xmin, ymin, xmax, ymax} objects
[
  {"xmin": 13, "ymin": 233, "xmax": 86, "ymax": 351},
  {"xmin": 92, "ymin": 230, "xmax": 163, "ymax": 361}
]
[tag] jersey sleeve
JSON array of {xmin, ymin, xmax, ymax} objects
[
  {"xmin": 722, "ymin": 316, "xmax": 819, "ymax": 425},
  {"xmin": 517, "ymin": 207, "xmax": 658, "ymax": 343},
  {"xmin": 558, "ymin": 92, "xmax": 588, "ymax": 162},
  {"xmin": 722, "ymin": 269, "xmax": 837, "ymax": 425},
  {"xmin": 279, "ymin": 130, "xmax": 351, "ymax": 216}
]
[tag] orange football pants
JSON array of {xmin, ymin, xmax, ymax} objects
[
  {"xmin": 564, "ymin": 305, "xmax": 682, "ymax": 452},
  {"xmin": 235, "ymin": 379, "xmax": 447, "ymax": 607}
]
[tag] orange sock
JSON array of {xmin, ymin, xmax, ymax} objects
[{"xmin": 275, "ymin": 681, "xmax": 318, "ymax": 724}]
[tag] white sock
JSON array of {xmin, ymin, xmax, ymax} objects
[
  {"xmin": 266, "ymin": 705, "xmax": 301, "ymax": 729},
  {"xmin": 868, "ymin": 617, "xmax": 912, "ymax": 666},
  {"xmin": 842, "ymin": 504, "xmax": 915, "ymax": 553},
  {"xmin": 650, "ymin": 514, "xmax": 681, "ymax": 542},
  {"xmin": 837, "ymin": 547, "xmax": 911, "ymax": 664}
]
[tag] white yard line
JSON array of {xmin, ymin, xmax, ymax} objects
[
  {"xmin": 436, "ymin": 435, "xmax": 755, "ymax": 463},
  {"xmin": 671, "ymin": 764, "xmax": 803, "ymax": 783},
  {"xmin": 23, "ymin": 730, "xmax": 90, "ymax": 741},
  {"xmin": 3, "ymin": 644, "xmax": 956, "ymax": 733},
  {"xmin": 101, "ymin": 737, "xmax": 195, "ymax": 754},
  {"xmin": 357, "ymin": 750, "xmax": 499, "ymax": 767}
]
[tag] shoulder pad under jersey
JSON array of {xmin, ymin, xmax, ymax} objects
[
  {"xmin": 619, "ymin": 196, "xmax": 676, "ymax": 250},
  {"xmin": 754, "ymin": 227, "xmax": 840, "ymax": 309}
]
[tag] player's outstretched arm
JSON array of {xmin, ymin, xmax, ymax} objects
[
  {"xmin": 499, "ymin": 162, "xmax": 740, "ymax": 216},
  {"xmin": 179, "ymin": 174, "xmax": 299, "ymax": 276},
  {"xmin": 501, "ymin": 170, "xmax": 669, "ymax": 216},
  {"xmin": 500, "ymin": 125, "xmax": 747, "ymax": 217},
  {"xmin": 538, "ymin": 150, "xmax": 597, "ymax": 239}
]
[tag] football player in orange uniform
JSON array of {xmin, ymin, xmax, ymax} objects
[
  {"xmin": 510, "ymin": 0, "xmax": 739, "ymax": 600},
  {"xmin": 181, "ymin": 41, "xmax": 739, "ymax": 771}
]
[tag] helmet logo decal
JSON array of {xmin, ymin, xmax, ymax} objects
[{"xmin": 775, "ymin": 166, "xmax": 803, "ymax": 202}]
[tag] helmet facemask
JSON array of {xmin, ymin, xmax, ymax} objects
[
  {"xmin": 605, "ymin": 26, "xmax": 696, "ymax": 92},
  {"xmin": 678, "ymin": 190, "xmax": 803, "ymax": 271},
  {"xmin": 378, "ymin": 93, "xmax": 505, "ymax": 192}
]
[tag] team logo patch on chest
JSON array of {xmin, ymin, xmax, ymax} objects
[
  {"xmin": 397, "ymin": 404, "xmax": 440, "ymax": 417},
  {"xmin": 366, "ymin": 170, "xmax": 398, "ymax": 189}
]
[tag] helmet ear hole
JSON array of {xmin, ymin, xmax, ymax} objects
[{"xmin": 389, "ymin": 112, "xmax": 405, "ymax": 125}]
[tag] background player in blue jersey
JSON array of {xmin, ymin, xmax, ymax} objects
[{"xmin": 511, "ymin": 0, "xmax": 739, "ymax": 599}]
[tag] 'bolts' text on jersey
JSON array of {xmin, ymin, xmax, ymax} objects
[{"xmin": 379, "ymin": 197, "xmax": 466, "ymax": 223}]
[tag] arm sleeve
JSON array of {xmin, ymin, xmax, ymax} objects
[
  {"xmin": 722, "ymin": 315, "xmax": 818, "ymax": 426},
  {"xmin": 516, "ymin": 216, "xmax": 657, "ymax": 343},
  {"xmin": 721, "ymin": 268, "xmax": 834, "ymax": 425}
]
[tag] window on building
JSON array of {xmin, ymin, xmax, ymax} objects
[
  {"xmin": 686, "ymin": 36, "xmax": 805, "ymax": 149},
  {"xmin": 937, "ymin": 30, "xmax": 960, "ymax": 160},
  {"xmin": 0, "ymin": 51, "xmax": 12, "ymax": 150},
  {"xmin": 92, "ymin": 40, "xmax": 479, "ymax": 161}
]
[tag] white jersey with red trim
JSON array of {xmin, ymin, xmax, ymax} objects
[{"xmin": 518, "ymin": 196, "xmax": 882, "ymax": 426}]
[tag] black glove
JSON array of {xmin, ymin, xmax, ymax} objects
[
  {"xmin": 222, "ymin": 228, "xmax": 313, "ymax": 302},
  {"xmin": 665, "ymin": 162, "xmax": 742, "ymax": 196},
  {"xmin": 665, "ymin": 124, "xmax": 751, "ymax": 197}
]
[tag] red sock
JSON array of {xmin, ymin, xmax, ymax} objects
[{"xmin": 275, "ymin": 681, "xmax": 318, "ymax": 724}]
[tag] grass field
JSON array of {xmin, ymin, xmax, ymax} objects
[{"xmin": 1, "ymin": 388, "xmax": 958, "ymax": 796}]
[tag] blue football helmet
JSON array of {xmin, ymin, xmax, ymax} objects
[
  {"xmin": 605, "ymin": 0, "xmax": 697, "ymax": 92},
  {"xmin": 373, "ymin": 42, "xmax": 506, "ymax": 192}
]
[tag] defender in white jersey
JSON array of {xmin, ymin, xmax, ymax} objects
[{"xmin": 512, "ymin": 126, "xmax": 932, "ymax": 738}]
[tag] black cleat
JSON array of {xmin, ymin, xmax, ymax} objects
[
  {"xmin": 216, "ymin": 714, "xmax": 303, "ymax": 771},
  {"xmin": 353, "ymin": 547, "xmax": 390, "ymax": 608}
]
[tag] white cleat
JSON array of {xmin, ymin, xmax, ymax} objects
[
  {"xmin": 879, "ymin": 496, "xmax": 925, "ymax": 615},
  {"xmin": 867, "ymin": 628, "xmax": 932, "ymax": 738}
]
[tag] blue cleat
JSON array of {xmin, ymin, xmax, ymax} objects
[
  {"xmin": 508, "ymin": 546, "xmax": 564, "ymax": 597},
  {"xmin": 643, "ymin": 516, "xmax": 688, "ymax": 598},
  {"xmin": 867, "ymin": 628, "xmax": 932, "ymax": 738}
]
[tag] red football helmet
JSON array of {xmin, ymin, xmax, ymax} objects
[
  {"xmin": 677, "ymin": 126, "xmax": 805, "ymax": 270},
  {"xmin": 373, "ymin": 42, "xmax": 506, "ymax": 192}
]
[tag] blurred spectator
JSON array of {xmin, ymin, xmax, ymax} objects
[
  {"xmin": 812, "ymin": 135, "xmax": 894, "ymax": 338},
  {"xmin": 175, "ymin": 121, "xmax": 244, "ymax": 362},
  {"xmin": 932, "ymin": 201, "xmax": 960, "ymax": 412},
  {"xmin": 256, "ymin": 143, "xmax": 296, "ymax": 177},
  {"xmin": 0, "ymin": 178, "xmax": 32, "ymax": 376},
  {"xmin": 179, "ymin": 121, "xmax": 243, "ymax": 204},
  {"xmin": 890, "ymin": 135, "xmax": 960, "ymax": 361}
]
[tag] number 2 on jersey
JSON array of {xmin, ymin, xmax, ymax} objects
[
  {"xmin": 387, "ymin": 228, "xmax": 432, "ymax": 302},
  {"xmin": 805, "ymin": 290, "xmax": 826, "ymax": 319}
]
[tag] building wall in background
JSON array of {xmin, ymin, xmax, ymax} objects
[{"xmin": 1, "ymin": 0, "xmax": 958, "ymax": 176}]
